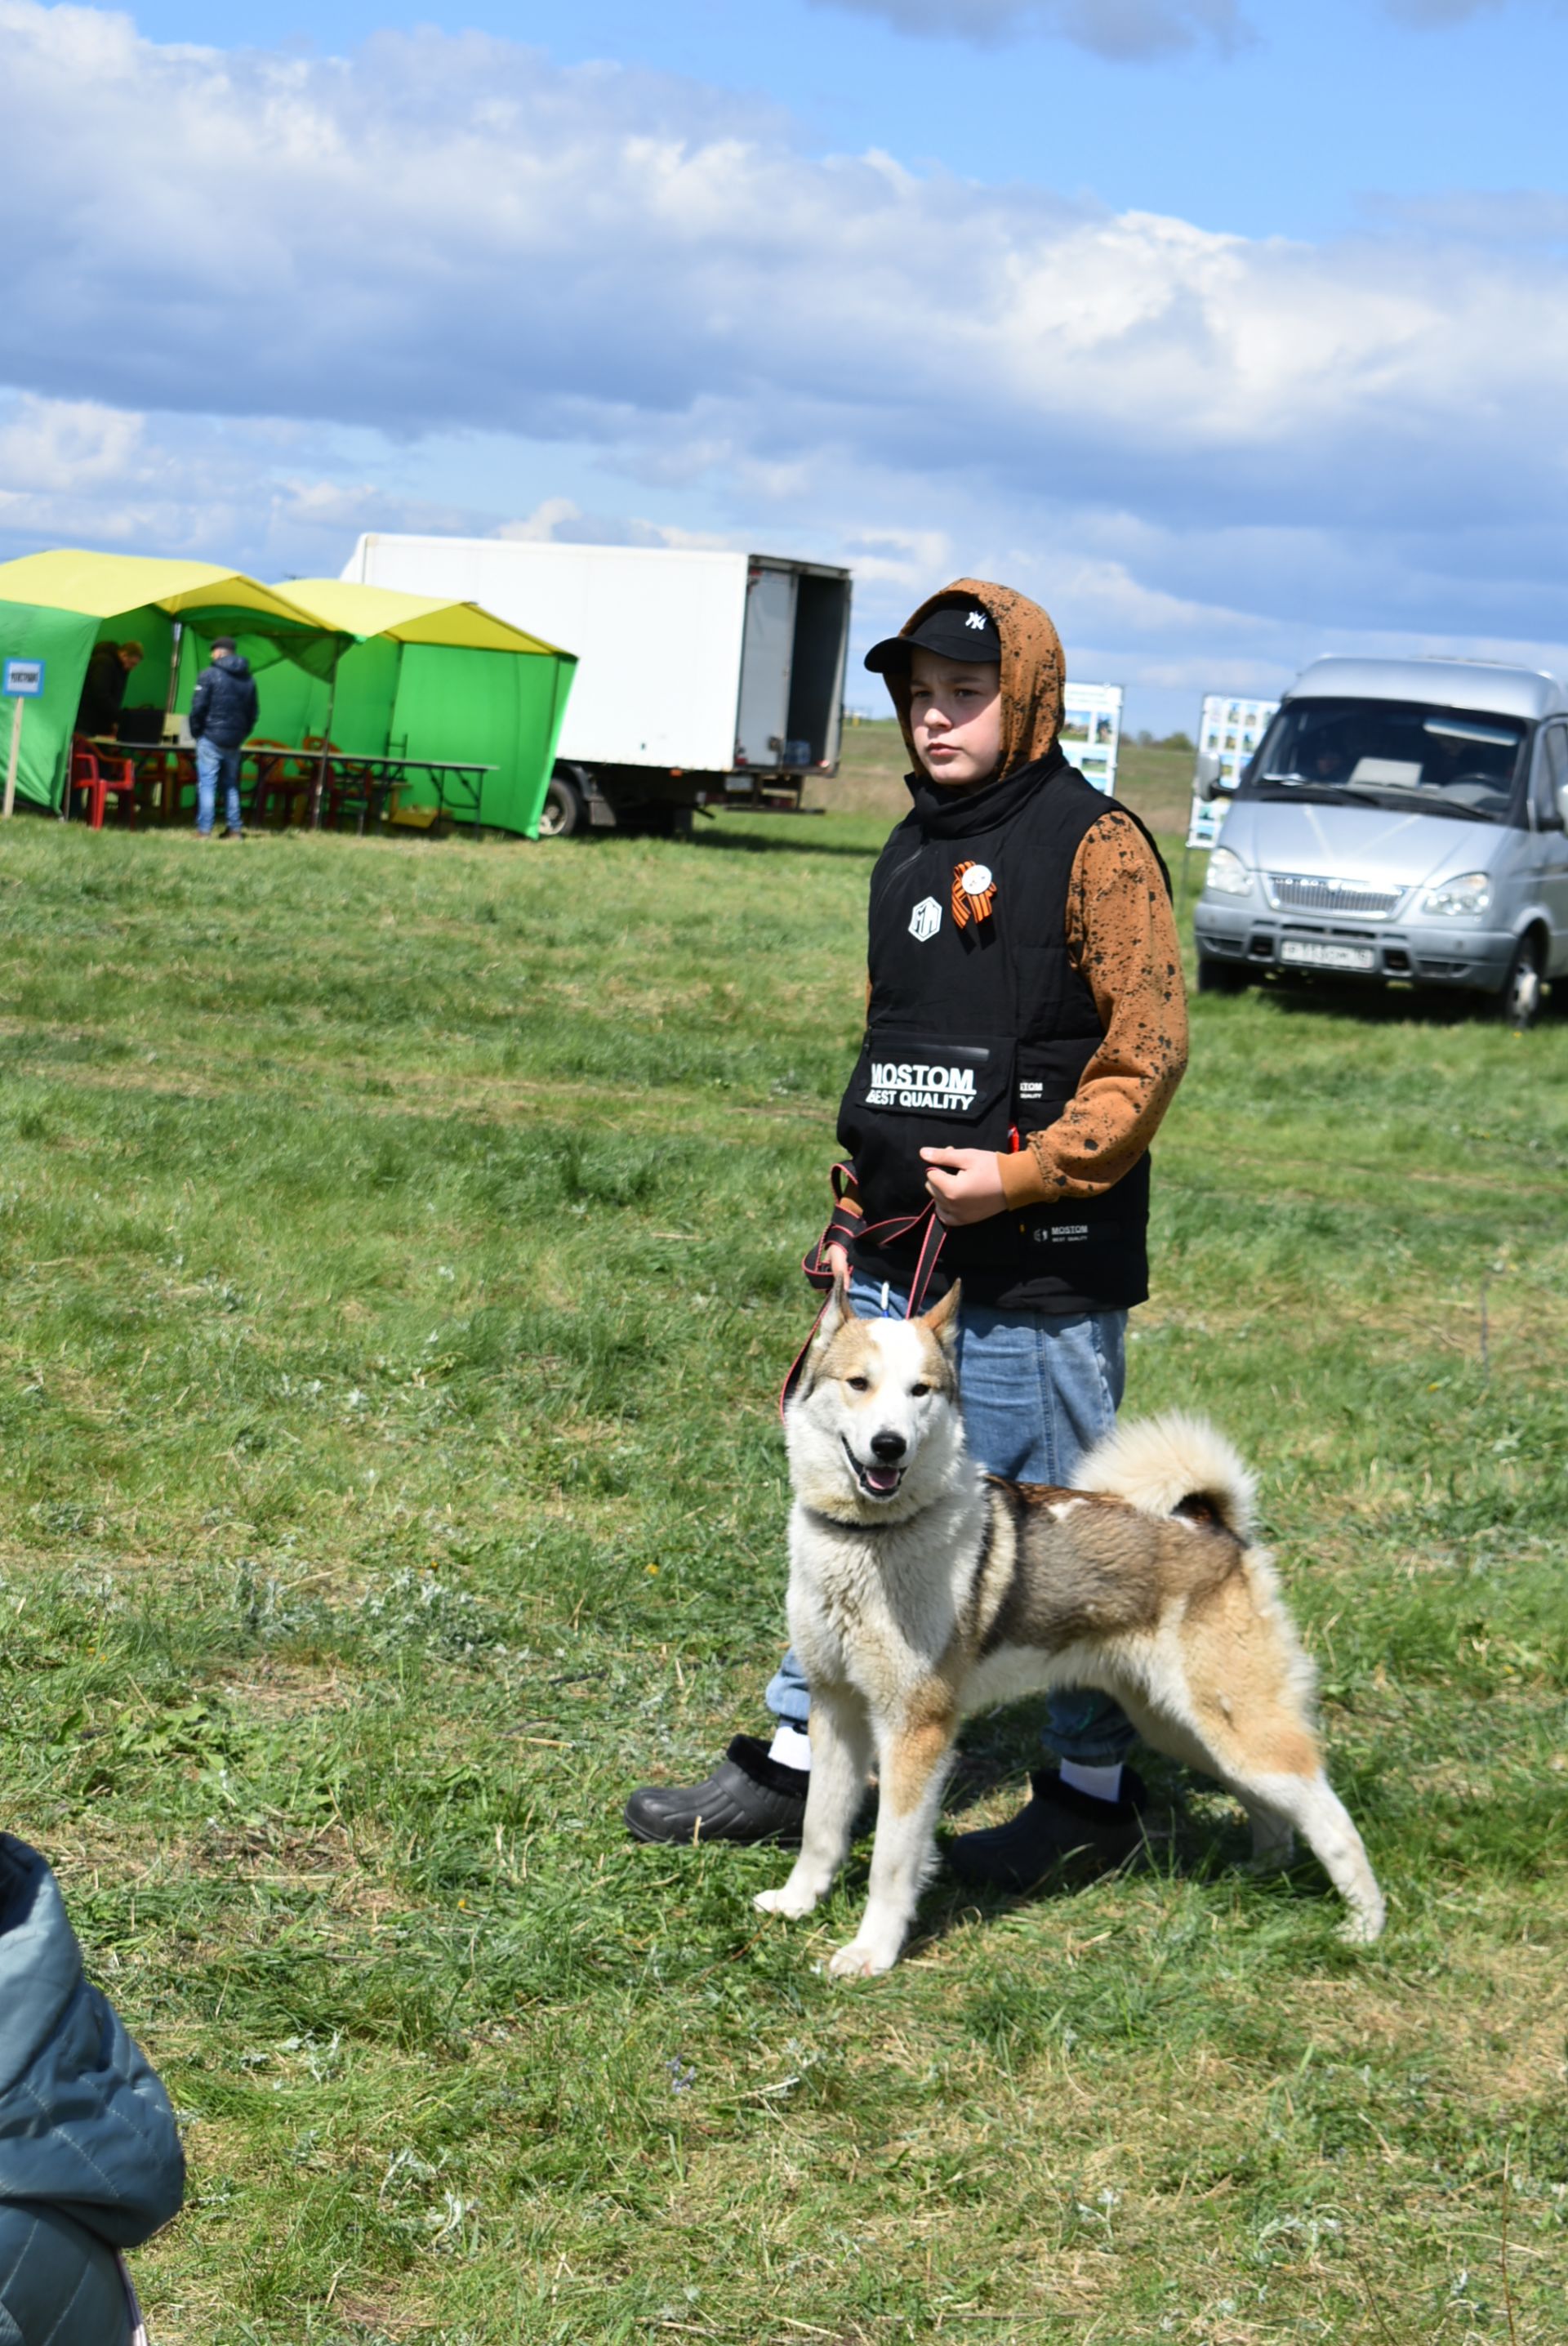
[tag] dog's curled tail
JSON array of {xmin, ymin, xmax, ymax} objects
[{"xmin": 1074, "ymin": 1411, "xmax": 1257, "ymax": 1541}]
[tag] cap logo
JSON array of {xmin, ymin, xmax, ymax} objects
[{"xmin": 965, "ymin": 610, "xmax": 987, "ymax": 631}]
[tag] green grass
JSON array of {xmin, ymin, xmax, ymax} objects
[{"xmin": 2, "ymin": 813, "xmax": 1566, "ymax": 2344}]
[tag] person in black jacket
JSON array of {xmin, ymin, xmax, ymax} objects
[
  {"xmin": 75, "ymin": 640, "xmax": 144, "ymax": 738},
  {"xmin": 189, "ymin": 636, "xmax": 259, "ymax": 839}
]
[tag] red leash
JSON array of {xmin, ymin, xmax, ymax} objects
[{"xmin": 781, "ymin": 1171, "xmax": 948, "ymax": 1421}]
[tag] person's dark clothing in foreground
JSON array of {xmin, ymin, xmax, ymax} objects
[{"xmin": 0, "ymin": 1836, "xmax": 185, "ymax": 2344}]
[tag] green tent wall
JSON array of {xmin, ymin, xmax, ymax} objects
[{"xmin": 263, "ymin": 581, "xmax": 577, "ymax": 840}]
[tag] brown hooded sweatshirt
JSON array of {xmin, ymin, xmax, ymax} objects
[{"xmin": 875, "ymin": 578, "xmax": 1187, "ymax": 1209}]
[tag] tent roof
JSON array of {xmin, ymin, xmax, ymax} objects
[
  {"xmin": 0, "ymin": 550, "xmax": 331, "ymax": 631},
  {"xmin": 277, "ymin": 578, "xmax": 572, "ymax": 659}
]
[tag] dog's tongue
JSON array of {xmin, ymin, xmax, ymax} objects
[{"xmin": 865, "ymin": 1465, "xmax": 901, "ymax": 1496}]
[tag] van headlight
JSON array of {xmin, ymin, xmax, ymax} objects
[
  {"xmin": 1203, "ymin": 846, "xmax": 1253, "ymax": 898},
  {"xmin": 1419, "ymin": 871, "xmax": 1492, "ymax": 919}
]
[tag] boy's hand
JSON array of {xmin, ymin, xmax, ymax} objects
[
  {"xmin": 827, "ymin": 1242, "xmax": 851, "ymax": 1284},
  {"xmin": 920, "ymin": 1147, "xmax": 1007, "ymax": 1226}
]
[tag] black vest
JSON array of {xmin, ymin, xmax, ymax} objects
[{"xmin": 837, "ymin": 753, "xmax": 1160, "ymax": 1314}]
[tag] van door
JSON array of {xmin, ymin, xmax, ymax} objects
[{"xmin": 1530, "ymin": 724, "xmax": 1568, "ymax": 973}]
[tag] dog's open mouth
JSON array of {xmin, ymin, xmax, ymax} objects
[{"xmin": 842, "ymin": 1438, "xmax": 903, "ymax": 1502}]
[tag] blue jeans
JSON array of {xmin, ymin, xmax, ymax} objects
[
  {"xmin": 764, "ymin": 1272, "xmax": 1137, "ymax": 1768},
  {"xmin": 195, "ymin": 739, "xmax": 243, "ymax": 835}
]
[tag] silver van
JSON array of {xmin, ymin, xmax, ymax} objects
[{"xmin": 1192, "ymin": 657, "xmax": 1568, "ymax": 1026}]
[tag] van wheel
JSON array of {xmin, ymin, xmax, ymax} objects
[
  {"xmin": 538, "ymin": 770, "xmax": 585, "ymax": 839},
  {"xmin": 1499, "ymin": 933, "xmax": 1545, "ymax": 1030},
  {"xmin": 1196, "ymin": 956, "xmax": 1250, "ymax": 995}
]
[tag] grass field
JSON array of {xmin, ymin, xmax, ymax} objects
[{"xmin": 2, "ymin": 802, "xmax": 1566, "ymax": 2344}]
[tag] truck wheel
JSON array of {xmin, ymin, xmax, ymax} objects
[
  {"xmin": 1196, "ymin": 955, "xmax": 1250, "ymax": 995},
  {"xmin": 539, "ymin": 769, "xmax": 585, "ymax": 839},
  {"xmin": 1499, "ymin": 932, "xmax": 1545, "ymax": 1030}
]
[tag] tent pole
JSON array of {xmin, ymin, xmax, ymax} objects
[
  {"xmin": 165, "ymin": 622, "xmax": 182, "ymax": 726},
  {"xmin": 312, "ymin": 653, "xmax": 341, "ymax": 830}
]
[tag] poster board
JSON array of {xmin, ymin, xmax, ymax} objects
[
  {"xmin": 1062, "ymin": 681, "xmax": 1123, "ymax": 796},
  {"xmin": 1187, "ymin": 692, "xmax": 1279, "ymax": 846}
]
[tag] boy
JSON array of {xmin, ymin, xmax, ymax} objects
[{"xmin": 626, "ymin": 581, "xmax": 1189, "ymax": 1890}]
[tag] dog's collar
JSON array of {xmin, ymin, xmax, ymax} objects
[{"xmin": 800, "ymin": 1501, "xmax": 905, "ymax": 1536}]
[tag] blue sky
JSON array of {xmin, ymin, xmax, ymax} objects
[{"xmin": 4, "ymin": 0, "xmax": 1568, "ymax": 729}]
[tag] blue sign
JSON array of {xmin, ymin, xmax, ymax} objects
[{"xmin": 3, "ymin": 658, "xmax": 45, "ymax": 698}]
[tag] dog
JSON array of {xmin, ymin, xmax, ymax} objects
[{"xmin": 755, "ymin": 1278, "xmax": 1385, "ymax": 1977}]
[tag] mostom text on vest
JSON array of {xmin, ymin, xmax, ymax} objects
[{"xmin": 865, "ymin": 1060, "xmax": 978, "ymax": 1111}]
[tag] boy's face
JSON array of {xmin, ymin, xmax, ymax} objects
[{"xmin": 907, "ymin": 648, "xmax": 1003, "ymax": 787}]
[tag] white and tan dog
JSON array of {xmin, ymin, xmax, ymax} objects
[{"xmin": 755, "ymin": 1279, "xmax": 1384, "ymax": 1977}]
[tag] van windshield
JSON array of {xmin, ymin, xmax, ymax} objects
[{"xmin": 1241, "ymin": 698, "xmax": 1527, "ymax": 823}]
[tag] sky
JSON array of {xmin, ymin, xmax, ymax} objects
[{"xmin": 4, "ymin": 0, "xmax": 1568, "ymax": 731}]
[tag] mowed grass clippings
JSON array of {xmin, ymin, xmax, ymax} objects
[{"xmin": 1, "ymin": 813, "xmax": 1565, "ymax": 2346}]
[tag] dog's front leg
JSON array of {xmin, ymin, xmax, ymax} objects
[
  {"xmin": 829, "ymin": 1706, "xmax": 954, "ymax": 1978},
  {"xmin": 754, "ymin": 1683, "xmax": 872, "ymax": 1923}
]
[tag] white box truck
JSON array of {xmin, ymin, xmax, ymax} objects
[{"xmin": 342, "ymin": 533, "xmax": 853, "ymax": 836}]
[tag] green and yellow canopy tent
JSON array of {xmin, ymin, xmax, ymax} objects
[
  {"xmin": 0, "ymin": 550, "xmax": 345, "ymax": 815},
  {"xmin": 257, "ymin": 579, "xmax": 577, "ymax": 839}
]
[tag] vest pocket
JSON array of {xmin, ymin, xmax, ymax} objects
[{"xmin": 839, "ymin": 1028, "xmax": 1015, "ymax": 1229}]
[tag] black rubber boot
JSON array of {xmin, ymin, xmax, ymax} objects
[
  {"xmin": 624, "ymin": 1735, "xmax": 809, "ymax": 1846},
  {"xmin": 944, "ymin": 1768, "xmax": 1149, "ymax": 1892}
]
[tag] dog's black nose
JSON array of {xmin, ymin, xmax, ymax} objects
[{"xmin": 871, "ymin": 1430, "xmax": 906, "ymax": 1464}]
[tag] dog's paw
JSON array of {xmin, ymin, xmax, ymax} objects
[
  {"xmin": 827, "ymin": 1937, "xmax": 897, "ymax": 1979},
  {"xmin": 1336, "ymin": 1902, "xmax": 1386, "ymax": 1947},
  {"xmin": 754, "ymin": 1883, "xmax": 819, "ymax": 1921}
]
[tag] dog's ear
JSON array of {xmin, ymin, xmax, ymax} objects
[
  {"xmin": 920, "ymin": 1278, "xmax": 961, "ymax": 1352},
  {"xmin": 813, "ymin": 1264, "xmax": 860, "ymax": 1351}
]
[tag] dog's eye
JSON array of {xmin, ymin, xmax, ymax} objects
[
  {"xmin": 909, "ymin": 1382, "xmax": 930, "ymax": 1398},
  {"xmin": 845, "ymin": 1374, "xmax": 871, "ymax": 1392}
]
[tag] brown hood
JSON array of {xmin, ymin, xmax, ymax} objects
[{"xmin": 880, "ymin": 578, "xmax": 1066, "ymax": 781}]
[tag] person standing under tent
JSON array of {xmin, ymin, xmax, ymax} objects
[
  {"xmin": 75, "ymin": 639, "xmax": 144, "ymax": 739},
  {"xmin": 189, "ymin": 636, "xmax": 258, "ymax": 840}
]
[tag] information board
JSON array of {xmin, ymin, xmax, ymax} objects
[
  {"xmin": 1062, "ymin": 681, "xmax": 1124, "ymax": 796},
  {"xmin": 1187, "ymin": 691, "xmax": 1279, "ymax": 847}
]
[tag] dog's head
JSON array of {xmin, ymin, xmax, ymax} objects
[{"xmin": 786, "ymin": 1277, "xmax": 964, "ymax": 1523}]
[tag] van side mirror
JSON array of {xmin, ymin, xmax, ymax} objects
[{"xmin": 1193, "ymin": 751, "xmax": 1223, "ymax": 803}]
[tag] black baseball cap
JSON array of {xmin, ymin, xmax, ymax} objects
[
  {"xmin": 864, "ymin": 601, "xmax": 1000, "ymax": 673},
  {"xmin": 212, "ymin": 635, "xmax": 237, "ymax": 652}
]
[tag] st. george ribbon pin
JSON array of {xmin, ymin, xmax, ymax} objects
[{"xmin": 951, "ymin": 859, "xmax": 997, "ymax": 929}]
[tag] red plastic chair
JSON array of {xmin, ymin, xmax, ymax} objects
[
  {"xmin": 69, "ymin": 738, "xmax": 138, "ymax": 831},
  {"xmin": 247, "ymin": 739, "xmax": 311, "ymax": 829}
]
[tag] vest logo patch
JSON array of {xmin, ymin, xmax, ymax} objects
[
  {"xmin": 1032, "ymin": 1223, "xmax": 1089, "ymax": 1244},
  {"xmin": 866, "ymin": 1060, "xmax": 978, "ymax": 1112},
  {"xmin": 908, "ymin": 896, "xmax": 942, "ymax": 943}
]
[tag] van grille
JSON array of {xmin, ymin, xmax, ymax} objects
[{"xmin": 1265, "ymin": 873, "xmax": 1406, "ymax": 919}]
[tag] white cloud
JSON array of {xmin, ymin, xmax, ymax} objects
[
  {"xmin": 4, "ymin": 6, "xmax": 1568, "ymax": 730},
  {"xmin": 804, "ymin": 0, "xmax": 1245, "ymax": 56}
]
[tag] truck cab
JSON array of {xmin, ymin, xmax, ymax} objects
[{"xmin": 1193, "ymin": 656, "xmax": 1568, "ymax": 1025}]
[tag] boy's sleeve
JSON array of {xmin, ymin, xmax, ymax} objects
[
  {"xmin": 996, "ymin": 809, "xmax": 1188, "ymax": 1207},
  {"xmin": 188, "ymin": 672, "xmax": 209, "ymax": 738}
]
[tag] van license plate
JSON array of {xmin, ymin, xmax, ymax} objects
[{"xmin": 1281, "ymin": 939, "xmax": 1376, "ymax": 972}]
